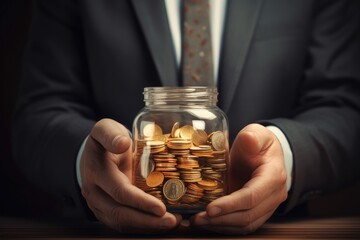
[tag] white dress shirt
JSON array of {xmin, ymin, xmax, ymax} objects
[{"xmin": 77, "ymin": 0, "xmax": 293, "ymax": 192}]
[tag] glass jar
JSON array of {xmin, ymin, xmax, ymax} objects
[{"xmin": 132, "ymin": 87, "xmax": 229, "ymax": 214}]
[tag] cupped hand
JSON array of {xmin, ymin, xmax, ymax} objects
[
  {"xmin": 191, "ymin": 123, "xmax": 288, "ymax": 234},
  {"xmin": 80, "ymin": 118, "xmax": 181, "ymax": 233}
]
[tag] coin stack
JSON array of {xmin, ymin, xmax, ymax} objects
[
  {"xmin": 134, "ymin": 122, "xmax": 228, "ymax": 208},
  {"xmin": 153, "ymin": 153, "xmax": 179, "ymax": 179}
]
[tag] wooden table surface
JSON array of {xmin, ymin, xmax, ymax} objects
[{"xmin": 1, "ymin": 216, "xmax": 360, "ymax": 239}]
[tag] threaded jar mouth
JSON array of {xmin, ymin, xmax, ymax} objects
[{"xmin": 144, "ymin": 87, "xmax": 218, "ymax": 106}]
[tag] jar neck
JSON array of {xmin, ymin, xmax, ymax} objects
[{"xmin": 144, "ymin": 87, "xmax": 218, "ymax": 107}]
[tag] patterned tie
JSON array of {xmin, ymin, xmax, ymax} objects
[{"xmin": 182, "ymin": 0, "xmax": 214, "ymax": 86}]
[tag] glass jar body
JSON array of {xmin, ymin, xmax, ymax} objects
[{"xmin": 132, "ymin": 87, "xmax": 229, "ymax": 214}]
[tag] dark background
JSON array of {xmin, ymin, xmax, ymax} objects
[
  {"xmin": 0, "ymin": 0, "xmax": 61, "ymax": 217},
  {"xmin": 0, "ymin": 0, "xmax": 359, "ymax": 219}
]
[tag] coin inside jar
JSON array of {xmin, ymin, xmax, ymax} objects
[
  {"xmin": 143, "ymin": 123, "xmax": 163, "ymax": 138},
  {"xmin": 134, "ymin": 121, "xmax": 228, "ymax": 211},
  {"xmin": 210, "ymin": 131, "xmax": 226, "ymax": 150},
  {"xmin": 163, "ymin": 178, "xmax": 186, "ymax": 201},
  {"xmin": 192, "ymin": 129, "xmax": 208, "ymax": 146},
  {"xmin": 146, "ymin": 171, "xmax": 164, "ymax": 187}
]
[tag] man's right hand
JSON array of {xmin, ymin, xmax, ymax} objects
[{"xmin": 80, "ymin": 118, "xmax": 181, "ymax": 233}]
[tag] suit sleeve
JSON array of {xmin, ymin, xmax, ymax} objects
[
  {"xmin": 12, "ymin": 0, "xmax": 95, "ymax": 217},
  {"xmin": 263, "ymin": 0, "xmax": 360, "ymax": 213}
]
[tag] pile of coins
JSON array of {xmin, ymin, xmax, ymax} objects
[{"xmin": 134, "ymin": 122, "xmax": 228, "ymax": 209}]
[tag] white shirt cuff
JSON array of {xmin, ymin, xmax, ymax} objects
[
  {"xmin": 76, "ymin": 136, "xmax": 88, "ymax": 189},
  {"xmin": 266, "ymin": 126, "xmax": 293, "ymax": 192}
]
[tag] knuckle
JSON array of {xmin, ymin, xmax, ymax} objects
[
  {"xmin": 110, "ymin": 207, "xmax": 135, "ymax": 230},
  {"xmin": 247, "ymin": 188, "xmax": 259, "ymax": 209},
  {"xmin": 245, "ymin": 211, "xmax": 256, "ymax": 225},
  {"xmin": 132, "ymin": 198, "xmax": 143, "ymax": 210},
  {"xmin": 111, "ymin": 185, "xmax": 125, "ymax": 202},
  {"xmin": 84, "ymin": 160, "xmax": 98, "ymax": 181},
  {"xmin": 225, "ymin": 195, "xmax": 239, "ymax": 211},
  {"xmin": 243, "ymin": 213, "xmax": 252, "ymax": 227},
  {"xmin": 110, "ymin": 207, "xmax": 125, "ymax": 229}
]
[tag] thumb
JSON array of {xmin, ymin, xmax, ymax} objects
[
  {"xmin": 236, "ymin": 124, "xmax": 273, "ymax": 158},
  {"xmin": 228, "ymin": 124, "xmax": 274, "ymax": 191},
  {"xmin": 90, "ymin": 118, "xmax": 131, "ymax": 154}
]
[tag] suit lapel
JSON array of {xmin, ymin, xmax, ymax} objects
[
  {"xmin": 132, "ymin": 0, "xmax": 178, "ymax": 86},
  {"xmin": 218, "ymin": 0, "xmax": 263, "ymax": 112}
]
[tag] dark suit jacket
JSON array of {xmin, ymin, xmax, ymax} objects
[{"xmin": 12, "ymin": 0, "xmax": 360, "ymax": 217}]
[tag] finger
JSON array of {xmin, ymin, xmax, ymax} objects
[
  {"xmin": 228, "ymin": 124, "xmax": 278, "ymax": 191},
  {"xmin": 208, "ymin": 163, "xmax": 287, "ymax": 218},
  {"xmin": 84, "ymin": 185, "xmax": 181, "ymax": 233},
  {"xmin": 193, "ymin": 187, "xmax": 284, "ymax": 227},
  {"xmin": 90, "ymin": 118, "xmax": 131, "ymax": 154},
  {"xmin": 236, "ymin": 124, "xmax": 274, "ymax": 159},
  {"xmin": 94, "ymin": 161, "xmax": 167, "ymax": 217},
  {"xmin": 206, "ymin": 171, "xmax": 278, "ymax": 216},
  {"xmin": 193, "ymin": 211, "xmax": 274, "ymax": 235}
]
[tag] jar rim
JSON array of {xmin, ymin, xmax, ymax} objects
[
  {"xmin": 143, "ymin": 87, "xmax": 218, "ymax": 106},
  {"xmin": 144, "ymin": 86, "xmax": 217, "ymax": 91}
]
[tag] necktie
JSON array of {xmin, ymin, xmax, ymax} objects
[{"xmin": 182, "ymin": 0, "xmax": 214, "ymax": 86}]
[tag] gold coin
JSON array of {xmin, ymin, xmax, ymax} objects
[
  {"xmin": 198, "ymin": 145, "xmax": 212, "ymax": 150},
  {"xmin": 163, "ymin": 179, "xmax": 186, "ymax": 201},
  {"xmin": 171, "ymin": 122, "xmax": 180, "ymax": 137},
  {"xmin": 177, "ymin": 154, "xmax": 199, "ymax": 160},
  {"xmin": 197, "ymin": 179, "xmax": 218, "ymax": 190},
  {"xmin": 143, "ymin": 123, "xmax": 163, "ymax": 137},
  {"xmin": 146, "ymin": 171, "xmax": 164, "ymax": 187},
  {"xmin": 174, "ymin": 128, "xmax": 181, "ymax": 138},
  {"xmin": 177, "ymin": 159, "xmax": 199, "ymax": 164},
  {"xmin": 146, "ymin": 140, "xmax": 165, "ymax": 146},
  {"xmin": 167, "ymin": 140, "xmax": 192, "ymax": 150},
  {"xmin": 192, "ymin": 129, "xmax": 208, "ymax": 146},
  {"xmin": 211, "ymin": 131, "xmax": 226, "ymax": 150},
  {"xmin": 185, "ymin": 188, "xmax": 204, "ymax": 197},
  {"xmin": 182, "ymin": 178, "xmax": 202, "ymax": 183},
  {"xmin": 179, "ymin": 167, "xmax": 202, "ymax": 172},
  {"xmin": 155, "ymin": 167, "xmax": 178, "ymax": 171},
  {"xmin": 179, "ymin": 125, "xmax": 195, "ymax": 139},
  {"xmin": 153, "ymin": 153, "xmax": 176, "ymax": 159},
  {"xmin": 187, "ymin": 183, "xmax": 205, "ymax": 192},
  {"xmin": 150, "ymin": 147, "xmax": 166, "ymax": 154},
  {"xmin": 183, "ymin": 192, "xmax": 203, "ymax": 199},
  {"xmin": 206, "ymin": 188, "xmax": 225, "ymax": 195},
  {"xmin": 206, "ymin": 158, "xmax": 226, "ymax": 164},
  {"xmin": 155, "ymin": 163, "xmax": 177, "ymax": 168},
  {"xmin": 181, "ymin": 173, "xmax": 202, "ymax": 179},
  {"xmin": 162, "ymin": 172, "xmax": 181, "ymax": 178},
  {"xmin": 180, "ymin": 196, "xmax": 199, "ymax": 204},
  {"xmin": 209, "ymin": 163, "xmax": 227, "ymax": 169},
  {"xmin": 146, "ymin": 134, "xmax": 167, "ymax": 142},
  {"xmin": 168, "ymin": 149, "xmax": 190, "ymax": 155}
]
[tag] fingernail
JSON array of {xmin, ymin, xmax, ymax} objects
[
  {"xmin": 150, "ymin": 206, "xmax": 164, "ymax": 216},
  {"xmin": 208, "ymin": 206, "xmax": 222, "ymax": 217},
  {"xmin": 196, "ymin": 216, "xmax": 209, "ymax": 225}
]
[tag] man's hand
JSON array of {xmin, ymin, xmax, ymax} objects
[
  {"xmin": 80, "ymin": 118, "xmax": 181, "ymax": 233},
  {"xmin": 191, "ymin": 124, "xmax": 288, "ymax": 234}
]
